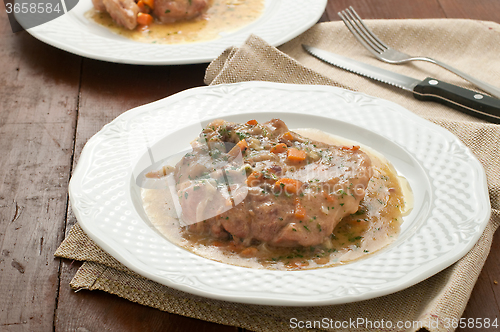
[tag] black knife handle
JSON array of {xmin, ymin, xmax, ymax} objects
[{"xmin": 413, "ymin": 77, "xmax": 500, "ymax": 124}]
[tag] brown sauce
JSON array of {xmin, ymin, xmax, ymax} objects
[
  {"xmin": 141, "ymin": 128, "xmax": 412, "ymax": 270},
  {"xmin": 86, "ymin": 0, "xmax": 265, "ymax": 44}
]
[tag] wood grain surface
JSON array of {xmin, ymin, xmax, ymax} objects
[{"xmin": 0, "ymin": 1, "xmax": 498, "ymax": 331}]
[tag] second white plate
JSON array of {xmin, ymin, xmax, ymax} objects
[{"xmin": 26, "ymin": 0, "xmax": 327, "ymax": 65}]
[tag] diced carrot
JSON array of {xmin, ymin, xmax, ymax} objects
[
  {"xmin": 137, "ymin": 0, "xmax": 146, "ymax": 12},
  {"xmin": 270, "ymin": 143, "xmax": 287, "ymax": 154},
  {"xmin": 240, "ymin": 247, "xmax": 259, "ymax": 257},
  {"xmin": 245, "ymin": 171, "xmax": 262, "ymax": 186},
  {"xmin": 236, "ymin": 139, "xmax": 248, "ymax": 152},
  {"xmin": 281, "ymin": 131, "xmax": 294, "ymax": 141},
  {"xmin": 287, "ymin": 148, "xmax": 307, "ymax": 162},
  {"xmin": 341, "ymin": 145, "xmax": 360, "ymax": 151},
  {"xmin": 246, "ymin": 119, "xmax": 258, "ymax": 125},
  {"xmin": 294, "ymin": 198, "xmax": 306, "ymax": 219},
  {"xmin": 142, "ymin": 0, "xmax": 154, "ymax": 9},
  {"xmin": 137, "ymin": 13, "xmax": 153, "ymax": 25},
  {"xmin": 275, "ymin": 178, "xmax": 302, "ymax": 194},
  {"xmin": 212, "ymin": 240, "xmax": 224, "ymax": 247}
]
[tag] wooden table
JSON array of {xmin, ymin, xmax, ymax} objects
[{"xmin": 1, "ymin": 0, "xmax": 499, "ymax": 331}]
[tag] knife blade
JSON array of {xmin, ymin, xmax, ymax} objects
[{"xmin": 303, "ymin": 44, "xmax": 500, "ymax": 124}]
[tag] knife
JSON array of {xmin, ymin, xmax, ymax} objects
[{"xmin": 303, "ymin": 44, "xmax": 500, "ymax": 124}]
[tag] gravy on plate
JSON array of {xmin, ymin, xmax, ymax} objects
[{"xmin": 87, "ymin": 0, "xmax": 264, "ymax": 44}]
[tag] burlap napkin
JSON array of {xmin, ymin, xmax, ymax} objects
[{"xmin": 55, "ymin": 19, "xmax": 500, "ymax": 332}]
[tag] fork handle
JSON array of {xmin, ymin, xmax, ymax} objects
[
  {"xmin": 418, "ymin": 57, "xmax": 500, "ymax": 99},
  {"xmin": 413, "ymin": 77, "xmax": 500, "ymax": 123}
]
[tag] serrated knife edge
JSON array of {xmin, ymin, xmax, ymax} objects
[
  {"xmin": 301, "ymin": 44, "xmax": 500, "ymax": 123},
  {"xmin": 302, "ymin": 44, "xmax": 419, "ymax": 92}
]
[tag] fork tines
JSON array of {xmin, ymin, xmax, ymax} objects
[{"xmin": 338, "ymin": 7, "xmax": 388, "ymax": 56}]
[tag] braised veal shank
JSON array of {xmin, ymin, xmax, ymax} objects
[{"xmin": 174, "ymin": 119, "xmax": 373, "ymax": 248}]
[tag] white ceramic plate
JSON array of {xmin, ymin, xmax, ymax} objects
[
  {"xmin": 69, "ymin": 82, "xmax": 490, "ymax": 306},
  {"xmin": 25, "ymin": 0, "xmax": 327, "ymax": 65}
]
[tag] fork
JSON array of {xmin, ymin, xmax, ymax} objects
[{"xmin": 338, "ymin": 6, "xmax": 500, "ymax": 99}]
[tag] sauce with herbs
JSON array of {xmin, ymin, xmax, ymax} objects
[
  {"xmin": 141, "ymin": 128, "xmax": 412, "ymax": 270},
  {"xmin": 87, "ymin": 0, "xmax": 264, "ymax": 44}
]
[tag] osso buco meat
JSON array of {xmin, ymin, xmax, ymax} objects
[{"xmin": 173, "ymin": 119, "xmax": 373, "ymax": 248}]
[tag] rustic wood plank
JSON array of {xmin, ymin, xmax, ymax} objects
[
  {"xmin": 325, "ymin": 0, "xmax": 445, "ymax": 21},
  {"xmin": 485, "ymin": 230, "xmax": 500, "ymax": 313},
  {"xmin": 56, "ymin": 260, "xmax": 237, "ymax": 332},
  {"xmin": 456, "ymin": 230, "xmax": 500, "ymax": 332},
  {"xmin": 53, "ymin": 59, "xmax": 235, "ymax": 331},
  {"xmin": 439, "ymin": 0, "xmax": 500, "ymax": 23},
  {"xmin": 0, "ymin": 16, "xmax": 81, "ymax": 331}
]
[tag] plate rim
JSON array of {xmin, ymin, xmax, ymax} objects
[{"xmin": 69, "ymin": 81, "xmax": 491, "ymax": 306}]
